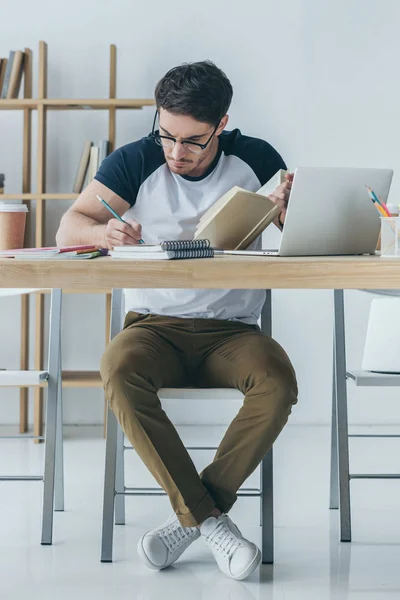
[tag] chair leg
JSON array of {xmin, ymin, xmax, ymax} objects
[
  {"xmin": 41, "ymin": 289, "xmax": 62, "ymax": 545},
  {"xmin": 101, "ymin": 408, "xmax": 118, "ymax": 562},
  {"xmin": 114, "ymin": 425, "xmax": 126, "ymax": 525},
  {"xmin": 54, "ymin": 348, "xmax": 64, "ymax": 512},
  {"xmin": 330, "ymin": 340, "xmax": 339, "ymax": 510},
  {"xmin": 261, "ymin": 447, "xmax": 274, "ymax": 564},
  {"xmin": 333, "ymin": 290, "xmax": 351, "ymax": 542},
  {"xmin": 101, "ymin": 288, "xmax": 123, "ymax": 561}
]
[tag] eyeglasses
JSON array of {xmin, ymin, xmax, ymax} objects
[{"xmin": 151, "ymin": 110, "xmax": 219, "ymax": 155}]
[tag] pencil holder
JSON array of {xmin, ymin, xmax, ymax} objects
[{"xmin": 380, "ymin": 217, "xmax": 400, "ymax": 257}]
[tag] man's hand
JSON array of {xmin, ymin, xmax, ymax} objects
[
  {"xmin": 104, "ymin": 218, "xmax": 142, "ymax": 249},
  {"xmin": 268, "ymin": 172, "xmax": 294, "ymax": 227}
]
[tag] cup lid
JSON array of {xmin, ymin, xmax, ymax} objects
[{"xmin": 0, "ymin": 203, "xmax": 28, "ymax": 212}]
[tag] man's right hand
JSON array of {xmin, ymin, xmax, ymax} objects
[{"xmin": 103, "ymin": 218, "xmax": 143, "ymax": 249}]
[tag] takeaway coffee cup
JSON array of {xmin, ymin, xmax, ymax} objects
[{"xmin": 0, "ymin": 203, "xmax": 28, "ymax": 251}]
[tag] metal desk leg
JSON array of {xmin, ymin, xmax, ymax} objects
[
  {"xmin": 330, "ymin": 338, "xmax": 339, "ymax": 510},
  {"xmin": 333, "ymin": 290, "xmax": 351, "ymax": 542},
  {"xmin": 261, "ymin": 448, "xmax": 274, "ymax": 563},
  {"xmin": 54, "ymin": 344, "xmax": 64, "ymax": 512},
  {"xmin": 260, "ymin": 289, "xmax": 274, "ymax": 563}
]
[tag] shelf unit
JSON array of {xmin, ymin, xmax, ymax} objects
[{"xmin": 1, "ymin": 41, "xmax": 154, "ymax": 440}]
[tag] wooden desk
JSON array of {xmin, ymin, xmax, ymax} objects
[
  {"xmin": 0, "ymin": 254, "xmax": 399, "ymax": 290},
  {"xmin": 4, "ymin": 255, "xmax": 399, "ymax": 554}
]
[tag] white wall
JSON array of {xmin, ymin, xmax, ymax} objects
[{"xmin": 1, "ymin": 0, "xmax": 399, "ymax": 426}]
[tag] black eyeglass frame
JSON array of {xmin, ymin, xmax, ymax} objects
[{"xmin": 151, "ymin": 110, "xmax": 220, "ymax": 152}]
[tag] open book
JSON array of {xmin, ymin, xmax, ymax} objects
[{"xmin": 194, "ymin": 169, "xmax": 287, "ymax": 250}]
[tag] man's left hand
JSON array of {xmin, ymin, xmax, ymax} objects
[{"xmin": 268, "ymin": 172, "xmax": 294, "ymax": 227}]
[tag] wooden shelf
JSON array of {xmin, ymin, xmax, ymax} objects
[
  {"xmin": 0, "ymin": 99, "xmax": 37, "ymax": 109},
  {"xmin": 3, "ymin": 41, "xmax": 146, "ymax": 439},
  {"xmin": 46, "ymin": 289, "xmax": 111, "ymax": 294},
  {"xmin": 0, "ymin": 98, "xmax": 154, "ymax": 110},
  {"xmin": 44, "ymin": 98, "xmax": 155, "ymax": 109},
  {"xmin": 1, "ymin": 370, "xmax": 102, "ymax": 387},
  {"xmin": 0, "ymin": 193, "xmax": 78, "ymax": 200},
  {"xmin": 62, "ymin": 370, "xmax": 102, "ymax": 387}
]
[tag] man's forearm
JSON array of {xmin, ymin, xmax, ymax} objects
[{"xmin": 56, "ymin": 210, "xmax": 107, "ymax": 248}]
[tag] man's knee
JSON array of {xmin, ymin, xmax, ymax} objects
[
  {"xmin": 100, "ymin": 336, "xmax": 155, "ymax": 406},
  {"xmin": 248, "ymin": 347, "xmax": 298, "ymax": 412},
  {"xmin": 100, "ymin": 336, "xmax": 126, "ymax": 385},
  {"xmin": 252, "ymin": 368, "xmax": 297, "ymax": 402}
]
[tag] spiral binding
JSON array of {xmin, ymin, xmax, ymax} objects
[
  {"xmin": 170, "ymin": 248, "xmax": 214, "ymax": 259},
  {"xmin": 160, "ymin": 239, "xmax": 211, "ymax": 251}
]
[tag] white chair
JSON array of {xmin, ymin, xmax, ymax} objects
[
  {"xmin": 330, "ymin": 289, "xmax": 400, "ymax": 542},
  {"xmin": 0, "ymin": 288, "xmax": 64, "ymax": 545},
  {"xmin": 101, "ymin": 289, "xmax": 274, "ymax": 564}
]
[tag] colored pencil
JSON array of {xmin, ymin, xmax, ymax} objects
[{"xmin": 366, "ymin": 186, "xmax": 392, "ymax": 217}]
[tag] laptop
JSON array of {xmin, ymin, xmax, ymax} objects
[{"xmin": 217, "ymin": 167, "xmax": 393, "ymax": 257}]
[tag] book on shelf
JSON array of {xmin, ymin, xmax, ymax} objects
[
  {"xmin": 88, "ymin": 146, "xmax": 99, "ymax": 182},
  {"xmin": 73, "ymin": 140, "xmax": 110, "ymax": 193},
  {"xmin": 1, "ymin": 50, "xmax": 15, "ymax": 98},
  {"xmin": 0, "ymin": 59, "xmax": 8, "ymax": 95},
  {"xmin": 73, "ymin": 141, "xmax": 92, "ymax": 193},
  {"xmin": 98, "ymin": 140, "xmax": 110, "ymax": 166},
  {"xmin": 110, "ymin": 239, "xmax": 214, "ymax": 260},
  {"xmin": 6, "ymin": 50, "xmax": 24, "ymax": 99},
  {"xmin": 0, "ymin": 245, "xmax": 108, "ymax": 259}
]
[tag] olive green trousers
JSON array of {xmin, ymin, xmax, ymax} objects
[{"xmin": 100, "ymin": 311, "xmax": 298, "ymax": 527}]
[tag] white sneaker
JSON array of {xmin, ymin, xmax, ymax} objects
[
  {"xmin": 137, "ymin": 513, "xmax": 200, "ymax": 570},
  {"xmin": 200, "ymin": 515, "xmax": 261, "ymax": 580}
]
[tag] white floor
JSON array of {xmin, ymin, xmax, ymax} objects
[{"xmin": 1, "ymin": 423, "xmax": 400, "ymax": 600}]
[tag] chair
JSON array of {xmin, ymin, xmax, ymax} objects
[
  {"xmin": 330, "ymin": 289, "xmax": 400, "ymax": 542},
  {"xmin": 101, "ymin": 288, "xmax": 274, "ymax": 564},
  {"xmin": 0, "ymin": 288, "xmax": 64, "ymax": 545}
]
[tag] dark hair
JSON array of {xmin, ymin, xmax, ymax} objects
[{"xmin": 155, "ymin": 60, "xmax": 233, "ymax": 125}]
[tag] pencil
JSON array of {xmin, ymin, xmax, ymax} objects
[
  {"xmin": 96, "ymin": 195, "xmax": 145, "ymax": 244},
  {"xmin": 366, "ymin": 187, "xmax": 389, "ymax": 217},
  {"xmin": 366, "ymin": 186, "xmax": 391, "ymax": 217},
  {"xmin": 375, "ymin": 202, "xmax": 388, "ymax": 217},
  {"xmin": 377, "ymin": 196, "xmax": 392, "ymax": 217}
]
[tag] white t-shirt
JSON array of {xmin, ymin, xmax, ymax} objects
[{"xmin": 95, "ymin": 129, "xmax": 285, "ymax": 324}]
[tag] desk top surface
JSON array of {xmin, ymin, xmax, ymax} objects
[{"xmin": 0, "ymin": 254, "xmax": 399, "ymax": 290}]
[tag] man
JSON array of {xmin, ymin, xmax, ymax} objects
[{"xmin": 56, "ymin": 61, "xmax": 298, "ymax": 581}]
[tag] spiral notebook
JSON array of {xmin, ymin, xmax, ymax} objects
[{"xmin": 109, "ymin": 239, "xmax": 214, "ymax": 260}]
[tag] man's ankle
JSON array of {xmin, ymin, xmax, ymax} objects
[{"xmin": 198, "ymin": 507, "xmax": 222, "ymax": 527}]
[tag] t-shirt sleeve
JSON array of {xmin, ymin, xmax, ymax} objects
[
  {"xmin": 226, "ymin": 130, "xmax": 287, "ymax": 187},
  {"xmin": 252, "ymin": 141, "xmax": 287, "ymax": 186},
  {"xmin": 243, "ymin": 138, "xmax": 287, "ymax": 187},
  {"xmin": 94, "ymin": 145, "xmax": 141, "ymax": 207}
]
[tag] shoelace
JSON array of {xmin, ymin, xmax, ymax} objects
[
  {"xmin": 207, "ymin": 521, "xmax": 243, "ymax": 558},
  {"xmin": 157, "ymin": 522, "xmax": 198, "ymax": 553}
]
